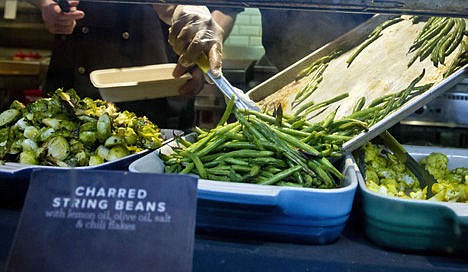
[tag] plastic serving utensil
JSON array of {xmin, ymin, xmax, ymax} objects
[
  {"xmin": 379, "ymin": 130, "xmax": 437, "ymax": 198},
  {"xmin": 196, "ymin": 55, "xmax": 261, "ymax": 111}
]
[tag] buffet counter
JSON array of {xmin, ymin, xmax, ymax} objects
[{"xmin": 1, "ymin": 207, "xmax": 467, "ymax": 271}]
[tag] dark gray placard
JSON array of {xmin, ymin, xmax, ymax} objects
[{"xmin": 6, "ymin": 169, "xmax": 198, "ymax": 272}]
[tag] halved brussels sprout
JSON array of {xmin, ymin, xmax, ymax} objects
[
  {"xmin": 0, "ymin": 109, "xmax": 20, "ymax": 127},
  {"xmin": 46, "ymin": 136, "xmax": 70, "ymax": 161}
]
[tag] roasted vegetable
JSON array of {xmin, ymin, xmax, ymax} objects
[
  {"xmin": 408, "ymin": 17, "xmax": 467, "ymax": 68},
  {"xmin": 161, "ymin": 99, "xmax": 343, "ymax": 189},
  {"xmin": 362, "ymin": 142, "xmax": 468, "ymax": 203},
  {"xmin": 0, "ymin": 88, "xmax": 162, "ymax": 166}
]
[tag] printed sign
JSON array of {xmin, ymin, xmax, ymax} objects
[{"xmin": 7, "ymin": 169, "xmax": 198, "ymax": 272}]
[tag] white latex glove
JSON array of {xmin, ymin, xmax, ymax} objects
[
  {"xmin": 169, "ymin": 5, "xmax": 224, "ymax": 78},
  {"xmin": 40, "ymin": 0, "xmax": 84, "ymax": 35}
]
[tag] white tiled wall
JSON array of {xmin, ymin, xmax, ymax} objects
[{"xmin": 223, "ymin": 8, "xmax": 265, "ymax": 60}]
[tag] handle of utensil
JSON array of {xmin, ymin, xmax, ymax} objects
[{"xmin": 379, "ymin": 130, "xmax": 407, "ymax": 162}]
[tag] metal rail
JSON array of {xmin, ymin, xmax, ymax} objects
[{"xmin": 78, "ymin": 0, "xmax": 468, "ymax": 18}]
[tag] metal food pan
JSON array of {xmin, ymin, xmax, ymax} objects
[{"xmin": 247, "ymin": 15, "xmax": 468, "ymax": 153}]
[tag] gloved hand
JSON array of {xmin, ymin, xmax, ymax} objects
[
  {"xmin": 40, "ymin": 0, "xmax": 84, "ymax": 34},
  {"xmin": 169, "ymin": 5, "xmax": 224, "ymax": 78}
]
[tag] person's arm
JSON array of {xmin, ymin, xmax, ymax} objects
[{"xmin": 28, "ymin": 0, "xmax": 84, "ymax": 35}]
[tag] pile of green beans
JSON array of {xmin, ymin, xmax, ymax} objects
[
  {"xmin": 444, "ymin": 40, "xmax": 468, "ymax": 78},
  {"xmin": 162, "ymin": 99, "xmax": 345, "ymax": 188},
  {"xmin": 408, "ymin": 17, "xmax": 467, "ymax": 67},
  {"xmin": 345, "ymin": 70, "xmax": 432, "ymax": 127},
  {"xmin": 293, "ymin": 51, "xmax": 342, "ymax": 108}
]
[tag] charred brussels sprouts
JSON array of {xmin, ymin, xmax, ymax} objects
[{"xmin": 0, "ymin": 88, "xmax": 162, "ymax": 166}]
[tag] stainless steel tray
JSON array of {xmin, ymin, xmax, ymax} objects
[{"xmin": 247, "ymin": 15, "xmax": 468, "ymax": 153}]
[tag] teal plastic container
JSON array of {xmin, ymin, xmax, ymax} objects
[{"xmin": 356, "ymin": 145, "xmax": 468, "ymax": 254}]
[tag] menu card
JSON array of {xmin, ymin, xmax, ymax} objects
[{"xmin": 7, "ymin": 169, "xmax": 198, "ymax": 272}]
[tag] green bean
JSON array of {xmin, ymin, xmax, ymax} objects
[
  {"xmin": 347, "ymin": 105, "xmax": 384, "ymax": 120},
  {"xmin": 183, "ymin": 150, "xmax": 207, "ymax": 179},
  {"xmin": 352, "ymin": 97, "xmax": 366, "ymax": 113},
  {"xmin": 206, "ymin": 168, "xmax": 231, "ymax": 176},
  {"xmin": 264, "ymin": 166, "xmax": 283, "ymax": 174},
  {"xmin": 217, "ymin": 141, "xmax": 256, "ymax": 151},
  {"xmin": 250, "ymin": 157, "xmax": 287, "ymax": 168},
  {"xmin": 270, "ymin": 126, "xmax": 321, "ymax": 157},
  {"xmin": 207, "ymin": 174, "xmax": 231, "ymax": 182},
  {"xmin": 290, "ymin": 118, "xmax": 306, "ymax": 129},
  {"xmin": 247, "ymin": 117, "xmax": 315, "ymax": 176},
  {"xmin": 346, "ymin": 17, "xmax": 404, "ymax": 67},
  {"xmin": 322, "ymin": 106, "xmax": 339, "ymax": 129},
  {"xmin": 409, "ymin": 17, "xmax": 446, "ymax": 52},
  {"xmin": 180, "ymin": 162, "xmax": 194, "ymax": 174},
  {"xmin": 196, "ymin": 135, "xmax": 229, "ymax": 158},
  {"xmin": 276, "ymin": 126, "xmax": 310, "ymax": 138},
  {"xmin": 307, "ymin": 160, "xmax": 334, "ymax": 187},
  {"xmin": 259, "ymin": 165, "xmax": 302, "ymax": 185},
  {"xmin": 250, "ymin": 164, "xmax": 261, "ymax": 176},
  {"xmin": 217, "ymin": 95, "xmax": 235, "ymax": 126},
  {"xmin": 204, "ymin": 161, "xmax": 223, "ymax": 168},
  {"xmin": 187, "ymin": 122, "xmax": 238, "ymax": 153},
  {"xmin": 192, "ymin": 126, "xmax": 207, "ymax": 136},
  {"xmin": 224, "ymin": 157, "xmax": 249, "ymax": 166},
  {"xmin": 444, "ymin": 18, "xmax": 466, "ymax": 56},
  {"xmin": 299, "ymin": 93, "xmax": 349, "ymax": 117},
  {"xmin": 240, "ymin": 108, "xmax": 290, "ymax": 127},
  {"xmin": 215, "ymin": 149, "xmax": 274, "ymax": 161}
]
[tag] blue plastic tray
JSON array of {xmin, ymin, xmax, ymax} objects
[
  {"xmin": 355, "ymin": 145, "xmax": 468, "ymax": 254},
  {"xmin": 129, "ymin": 137, "xmax": 359, "ymax": 244}
]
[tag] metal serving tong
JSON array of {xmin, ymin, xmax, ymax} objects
[
  {"xmin": 379, "ymin": 130, "xmax": 437, "ymax": 197},
  {"xmin": 197, "ymin": 55, "xmax": 260, "ymax": 111}
]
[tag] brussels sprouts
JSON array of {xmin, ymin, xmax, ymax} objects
[
  {"xmin": 24, "ymin": 126, "xmax": 39, "ymax": 140},
  {"xmin": 0, "ymin": 88, "xmax": 162, "ymax": 166},
  {"xmin": 75, "ymin": 150, "xmax": 89, "ymax": 166},
  {"xmin": 0, "ymin": 127, "xmax": 9, "ymax": 158},
  {"xmin": 9, "ymin": 139, "xmax": 24, "ymax": 155},
  {"xmin": 19, "ymin": 150, "xmax": 38, "ymax": 165},
  {"xmin": 89, "ymin": 155, "xmax": 104, "ymax": 166},
  {"xmin": 69, "ymin": 139, "xmax": 85, "ymax": 154},
  {"xmin": 13, "ymin": 118, "xmax": 29, "ymax": 131},
  {"xmin": 79, "ymin": 131, "xmax": 97, "ymax": 146},
  {"xmin": 116, "ymin": 127, "xmax": 138, "ymax": 145},
  {"xmin": 106, "ymin": 145, "xmax": 129, "ymax": 161},
  {"xmin": 104, "ymin": 135, "xmax": 125, "ymax": 148},
  {"xmin": 0, "ymin": 109, "xmax": 20, "ymax": 127},
  {"xmin": 39, "ymin": 127, "xmax": 55, "ymax": 142},
  {"xmin": 95, "ymin": 145, "xmax": 110, "ymax": 160},
  {"xmin": 80, "ymin": 121, "xmax": 97, "ymax": 132},
  {"xmin": 22, "ymin": 139, "xmax": 38, "ymax": 152},
  {"xmin": 46, "ymin": 136, "xmax": 70, "ymax": 161},
  {"xmin": 97, "ymin": 113, "xmax": 112, "ymax": 142}
]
